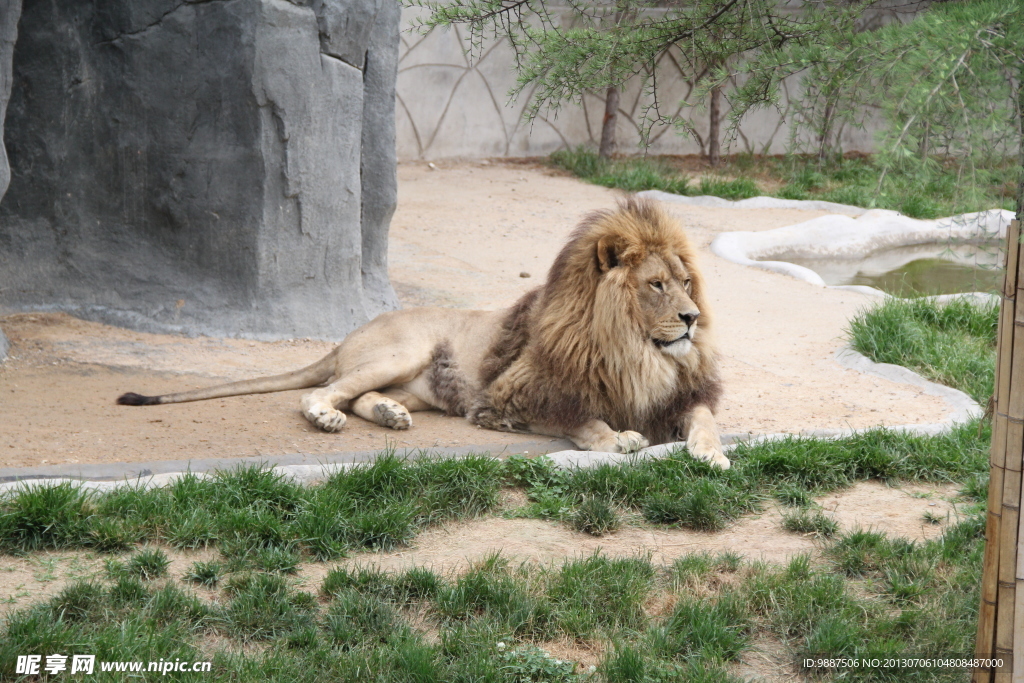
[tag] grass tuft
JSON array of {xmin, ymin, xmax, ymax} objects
[
  {"xmin": 47, "ymin": 580, "xmax": 107, "ymax": 622},
  {"xmin": 641, "ymin": 480, "xmax": 734, "ymax": 531},
  {"xmin": 125, "ymin": 547, "xmax": 171, "ymax": 580},
  {"xmin": 222, "ymin": 573, "xmax": 314, "ymax": 641},
  {"xmin": 109, "ymin": 575, "xmax": 150, "ymax": 607},
  {"xmin": 0, "ymin": 482, "xmax": 94, "ymax": 552},
  {"xmin": 698, "ymin": 175, "xmax": 759, "ymax": 200},
  {"xmin": 782, "ymin": 509, "xmax": 840, "ymax": 538},
  {"xmin": 324, "ymin": 589, "xmax": 405, "ymax": 648},
  {"xmin": 569, "ymin": 495, "xmax": 620, "ymax": 536},
  {"xmin": 183, "ymin": 560, "xmax": 222, "ymax": 587},
  {"xmin": 648, "ymin": 591, "xmax": 750, "ymax": 660},
  {"xmin": 436, "ymin": 555, "xmax": 553, "ymax": 638},
  {"xmin": 548, "ymin": 554, "xmax": 655, "ymax": 638}
]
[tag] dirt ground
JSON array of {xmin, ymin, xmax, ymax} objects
[
  {"xmin": 0, "ymin": 479, "xmax": 962, "ymax": 681},
  {"xmin": 0, "ymin": 159, "xmax": 953, "ymax": 470},
  {"xmin": 0, "ymin": 479, "xmax": 962, "ymax": 617},
  {"xmin": 329, "ymin": 480, "xmax": 963, "ymax": 576}
]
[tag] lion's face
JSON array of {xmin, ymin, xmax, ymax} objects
[{"xmin": 632, "ymin": 253, "xmax": 701, "ymax": 359}]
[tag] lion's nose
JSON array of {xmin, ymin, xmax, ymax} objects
[{"xmin": 679, "ymin": 311, "xmax": 700, "ymax": 326}]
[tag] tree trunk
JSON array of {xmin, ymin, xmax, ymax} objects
[
  {"xmin": 708, "ymin": 82, "xmax": 722, "ymax": 167},
  {"xmin": 818, "ymin": 100, "xmax": 834, "ymax": 163},
  {"xmin": 599, "ymin": 85, "xmax": 620, "ymax": 158}
]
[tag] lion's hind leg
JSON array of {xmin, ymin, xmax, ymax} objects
[
  {"xmin": 301, "ymin": 362, "xmax": 426, "ymax": 433},
  {"xmin": 302, "ymin": 391, "xmax": 349, "ymax": 432},
  {"xmin": 350, "ymin": 391, "xmax": 420, "ymax": 430}
]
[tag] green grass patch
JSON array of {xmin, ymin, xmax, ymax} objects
[
  {"xmin": 0, "ymin": 429, "xmax": 987, "ymax": 564},
  {"xmin": 548, "ymin": 554, "xmax": 655, "ymax": 638},
  {"xmin": 183, "ymin": 560, "xmax": 222, "ymax": 587},
  {"xmin": 0, "ymin": 518, "xmax": 985, "ymax": 681},
  {"xmin": 499, "ymin": 418, "xmax": 987, "ymax": 535},
  {"xmin": 848, "ymin": 295, "xmax": 998, "ymax": 403},
  {"xmin": 550, "ymin": 146, "xmax": 690, "ymax": 195},
  {"xmin": 0, "ymin": 454, "xmax": 503, "ymax": 557},
  {"xmin": 648, "ymin": 591, "xmax": 750, "ymax": 661},
  {"xmin": 568, "ymin": 495, "xmax": 620, "ymax": 536},
  {"xmin": 550, "ymin": 146, "xmax": 1016, "ymax": 217},
  {"xmin": 105, "ymin": 547, "xmax": 171, "ymax": 580}
]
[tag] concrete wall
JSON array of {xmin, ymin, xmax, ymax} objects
[{"xmin": 395, "ymin": 4, "xmax": 923, "ymax": 161}]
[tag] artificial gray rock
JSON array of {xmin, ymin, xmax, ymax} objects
[
  {"xmin": 313, "ymin": 0, "xmax": 383, "ymax": 70},
  {"xmin": 0, "ymin": 0, "xmax": 20, "ymax": 364},
  {"xmin": 0, "ymin": 0, "xmax": 400, "ymax": 340},
  {"xmin": 0, "ymin": 0, "xmax": 20, "ymax": 203},
  {"xmin": 359, "ymin": 0, "xmax": 401, "ymax": 318}
]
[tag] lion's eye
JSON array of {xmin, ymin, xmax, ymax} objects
[
  {"xmin": 684, "ymin": 278, "xmax": 692, "ymax": 292},
  {"xmin": 650, "ymin": 280, "xmax": 664, "ymax": 292}
]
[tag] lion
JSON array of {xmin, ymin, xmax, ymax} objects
[{"xmin": 118, "ymin": 197, "xmax": 729, "ymax": 468}]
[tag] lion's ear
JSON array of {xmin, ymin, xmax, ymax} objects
[{"xmin": 596, "ymin": 236, "xmax": 619, "ymax": 272}]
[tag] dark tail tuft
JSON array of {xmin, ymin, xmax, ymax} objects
[{"xmin": 117, "ymin": 392, "xmax": 161, "ymax": 406}]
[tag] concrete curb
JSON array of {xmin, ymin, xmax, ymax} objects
[{"xmin": 0, "ymin": 440, "xmax": 574, "ymax": 494}]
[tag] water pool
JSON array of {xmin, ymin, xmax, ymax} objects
[{"xmin": 766, "ymin": 241, "xmax": 1004, "ymax": 297}]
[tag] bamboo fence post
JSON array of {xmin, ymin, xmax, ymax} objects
[
  {"xmin": 976, "ymin": 219, "xmax": 1022, "ymax": 683},
  {"xmin": 1010, "ymin": 215, "xmax": 1024, "ymax": 683}
]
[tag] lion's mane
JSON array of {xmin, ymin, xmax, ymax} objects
[{"xmin": 471, "ymin": 197, "xmax": 722, "ymax": 445}]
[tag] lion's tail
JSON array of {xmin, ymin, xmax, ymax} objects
[{"xmin": 116, "ymin": 353, "xmax": 337, "ymax": 406}]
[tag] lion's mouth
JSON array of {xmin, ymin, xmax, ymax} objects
[{"xmin": 653, "ymin": 333, "xmax": 690, "ymax": 347}]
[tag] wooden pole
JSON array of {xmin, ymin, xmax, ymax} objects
[
  {"xmin": 1011, "ymin": 217, "xmax": 1024, "ymax": 683},
  {"xmin": 976, "ymin": 219, "xmax": 1022, "ymax": 682}
]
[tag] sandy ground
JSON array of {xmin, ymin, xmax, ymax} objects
[{"xmin": 0, "ymin": 159, "xmax": 953, "ymax": 469}]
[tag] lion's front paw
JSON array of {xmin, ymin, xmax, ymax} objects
[
  {"xmin": 687, "ymin": 440, "xmax": 731, "ymax": 470},
  {"xmin": 373, "ymin": 400, "xmax": 412, "ymax": 430},
  {"xmin": 590, "ymin": 430, "xmax": 649, "ymax": 453},
  {"xmin": 616, "ymin": 430, "xmax": 649, "ymax": 453},
  {"xmin": 304, "ymin": 404, "xmax": 348, "ymax": 432}
]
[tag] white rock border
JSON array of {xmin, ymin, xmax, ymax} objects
[{"xmin": 703, "ymin": 199, "xmax": 1012, "ymax": 299}]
